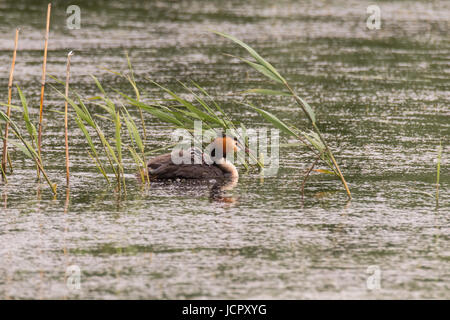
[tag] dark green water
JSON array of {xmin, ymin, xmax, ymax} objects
[{"xmin": 0, "ymin": 0, "xmax": 448, "ymax": 299}]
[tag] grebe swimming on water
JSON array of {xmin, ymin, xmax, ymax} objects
[{"xmin": 147, "ymin": 136, "xmax": 239, "ymax": 180}]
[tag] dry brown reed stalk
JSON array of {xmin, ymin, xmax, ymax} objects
[
  {"xmin": 64, "ymin": 51, "xmax": 73, "ymax": 187},
  {"xmin": 37, "ymin": 3, "xmax": 51, "ymax": 177},
  {"xmin": 1, "ymin": 28, "xmax": 19, "ymax": 180},
  {"xmin": 63, "ymin": 186, "xmax": 70, "ymax": 299}
]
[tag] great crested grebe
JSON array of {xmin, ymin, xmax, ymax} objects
[{"xmin": 147, "ymin": 136, "xmax": 239, "ymax": 180}]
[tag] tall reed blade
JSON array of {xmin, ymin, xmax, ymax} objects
[
  {"xmin": 37, "ymin": 3, "xmax": 51, "ymax": 176},
  {"xmin": 1, "ymin": 28, "xmax": 19, "ymax": 179},
  {"xmin": 0, "ymin": 111, "xmax": 57, "ymax": 195},
  {"xmin": 214, "ymin": 31, "xmax": 351, "ymax": 198},
  {"xmin": 64, "ymin": 51, "xmax": 73, "ymax": 187}
]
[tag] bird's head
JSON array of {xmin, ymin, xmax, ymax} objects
[{"xmin": 210, "ymin": 135, "xmax": 239, "ymax": 159}]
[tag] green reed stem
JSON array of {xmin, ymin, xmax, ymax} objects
[{"xmin": 436, "ymin": 142, "xmax": 442, "ymax": 205}]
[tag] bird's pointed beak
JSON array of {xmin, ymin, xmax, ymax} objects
[{"xmin": 235, "ymin": 140, "xmax": 248, "ymax": 153}]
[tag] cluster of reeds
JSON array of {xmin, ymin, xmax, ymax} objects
[{"xmin": 1, "ymin": 18, "xmax": 352, "ymax": 198}]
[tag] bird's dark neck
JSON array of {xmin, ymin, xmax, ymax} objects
[{"xmin": 215, "ymin": 158, "xmax": 239, "ymax": 178}]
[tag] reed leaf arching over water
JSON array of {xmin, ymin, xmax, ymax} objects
[
  {"xmin": 213, "ymin": 31, "xmax": 352, "ymax": 198},
  {"xmin": 51, "ymin": 72, "xmax": 151, "ymax": 194},
  {"xmin": 0, "ymin": 86, "xmax": 56, "ymax": 195}
]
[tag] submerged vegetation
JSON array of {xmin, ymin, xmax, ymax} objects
[
  {"xmin": 0, "ymin": 23, "xmax": 354, "ymax": 198},
  {"xmin": 1, "ymin": 28, "xmax": 19, "ymax": 180}
]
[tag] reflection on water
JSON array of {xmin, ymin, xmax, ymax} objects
[
  {"xmin": 0, "ymin": 0, "xmax": 448, "ymax": 299},
  {"xmin": 210, "ymin": 177, "xmax": 239, "ymax": 204}
]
